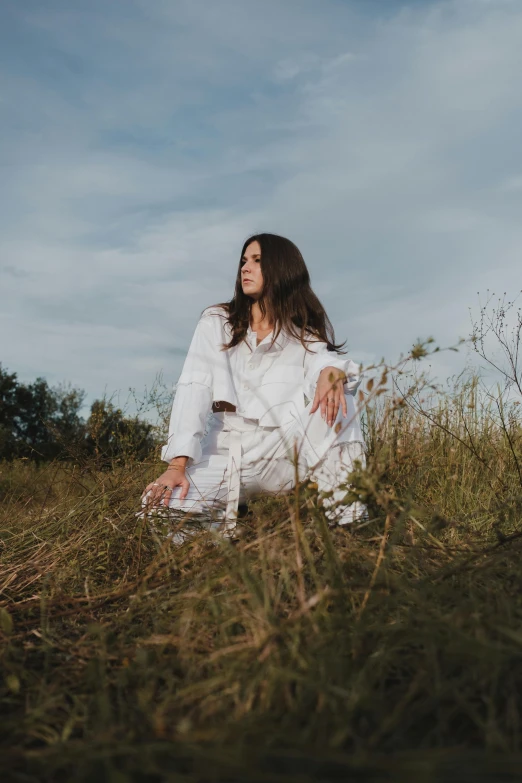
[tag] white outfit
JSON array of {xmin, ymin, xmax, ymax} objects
[{"xmin": 142, "ymin": 306, "xmax": 367, "ymax": 533}]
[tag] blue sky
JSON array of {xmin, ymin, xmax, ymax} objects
[{"xmin": 1, "ymin": 0, "xmax": 521, "ymax": 415}]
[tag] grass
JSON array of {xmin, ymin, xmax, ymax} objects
[{"xmin": 3, "ymin": 368, "xmax": 522, "ymax": 782}]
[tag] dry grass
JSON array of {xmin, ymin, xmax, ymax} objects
[{"xmin": 2, "ymin": 374, "xmax": 522, "ymax": 782}]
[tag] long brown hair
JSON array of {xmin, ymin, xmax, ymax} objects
[{"xmin": 214, "ymin": 233, "xmax": 346, "ymax": 353}]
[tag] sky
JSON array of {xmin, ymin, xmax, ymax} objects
[{"xmin": 1, "ymin": 0, "xmax": 521, "ymax": 417}]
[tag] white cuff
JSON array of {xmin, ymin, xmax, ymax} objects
[
  {"xmin": 161, "ymin": 436, "xmax": 202, "ymax": 466},
  {"xmin": 304, "ymin": 355, "xmax": 361, "ymax": 399}
]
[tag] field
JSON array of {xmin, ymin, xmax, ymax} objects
[{"xmin": 3, "ymin": 331, "xmax": 522, "ymax": 781}]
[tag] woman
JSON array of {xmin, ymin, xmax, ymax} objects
[{"xmin": 141, "ymin": 233, "xmax": 367, "ymax": 536}]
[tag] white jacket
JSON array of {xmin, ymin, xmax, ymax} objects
[{"xmin": 161, "ymin": 306, "xmax": 362, "ymax": 464}]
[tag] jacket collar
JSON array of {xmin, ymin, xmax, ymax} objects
[{"xmin": 246, "ymin": 325, "xmax": 289, "ymax": 352}]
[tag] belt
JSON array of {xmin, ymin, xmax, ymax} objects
[
  {"xmin": 217, "ymin": 413, "xmax": 262, "ymax": 533},
  {"xmin": 210, "ymin": 403, "xmax": 243, "ymax": 531},
  {"xmin": 212, "ymin": 400, "xmax": 236, "ymax": 413},
  {"xmin": 212, "ymin": 403, "xmax": 241, "ymax": 530},
  {"xmin": 224, "ymin": 429, "xmax": 242, "ymax": 531}
]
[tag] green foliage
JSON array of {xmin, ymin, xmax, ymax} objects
[
  {"xmin": 84, "ymin": 399, "xmax": 157, "ymax": 468},
  {"xmin": 0, "ymin": 364, "xmax": 156, "ymax": 464}
]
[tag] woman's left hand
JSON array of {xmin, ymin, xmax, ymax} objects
[{"xmin": 310, "ymin": 366, "xmax": 347, "ymax": 426}]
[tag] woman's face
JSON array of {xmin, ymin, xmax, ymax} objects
[{"xmin": 240, "ymin": 240, "xmax": 263, "ymax": 299}]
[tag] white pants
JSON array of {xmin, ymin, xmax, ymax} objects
[{"xmin": 141, "ymin": 394, "xmax": 367, "ymax": 535}]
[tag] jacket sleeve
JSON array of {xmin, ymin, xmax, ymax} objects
[
  {"xmin": 303, "ymin": 340, "xmax": 362, "ymax": 400},
  {"xmin": 160, "ymin": 314, "xmax": 216, "ymax": 465}
]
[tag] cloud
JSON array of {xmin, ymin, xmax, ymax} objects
[
  {"xmin": 0, "ymin": 264, "xmax": 29, "ymax": 279},
  {"xmin": 0, "ymin": 0, "xmax": 521, "ymax": 417}
]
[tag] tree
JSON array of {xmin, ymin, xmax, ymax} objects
[
  {"xmin": 85, "ymin": 399, "xmax": 156, "ymax": 467},
  {"xmin": 0, "ymin": 364, "xmax": 20, "ymax": 459},
  {"xmin": 0, "ymin": 363, "xmax": 157, "ymax": 463}
]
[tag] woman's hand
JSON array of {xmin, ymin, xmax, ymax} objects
[
  {"xmin": 310, "ymin": 366, "xmax": 347, "ymax": 426},
  {"xmin": 141, "ymin": 460, "xmax": 190, "ymax": 509}
]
